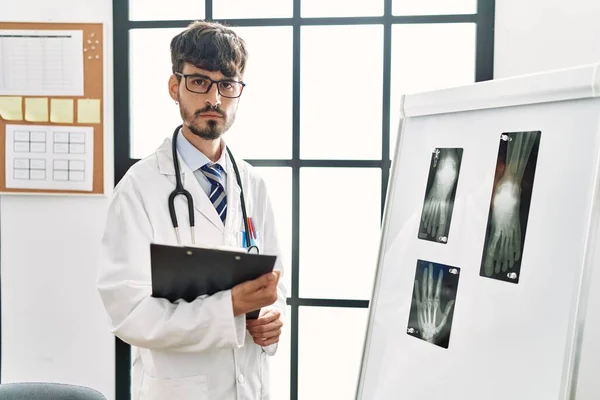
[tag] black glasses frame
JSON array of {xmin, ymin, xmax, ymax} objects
[{"xmin": 175, "ymin": 72, "xmax": 246, "ymax": 98}]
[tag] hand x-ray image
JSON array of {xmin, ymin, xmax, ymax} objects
[
  {"xmin": 479, "ymin": 131, "xmax": 541, "ymax": 284},
  {"xmin": 407, "ymin": 260, "xmax": 460, "ymax": 349},
  {"xmin": 418, "ymin": 148, "xmax": 463, "ymax": 244}
]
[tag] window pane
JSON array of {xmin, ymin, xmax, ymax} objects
[
  {"xmin": 270, "ymin": 305, "xmax": 292, "ymax": 400},
  {"xmin": 129, "ymin": 0, "xmax": 204, "ymax": 21},
  {"xmin": 214, "ymin": 0, "xmax": 292, "ymax": 19},
  {"xmin": 389, "ymin": 23, "xmax": 476, "ymax": 158},
  {"xmin": 130, "ymin": 28, "xmax": 185, "ymax": 159},
  {"xmin": 299, "ymin": 307, "xmax": 369, "ymax": 400},
  {"xmin": 302, "ymin": 0, "xmax": 383, "ymax": 17},
  {"xmin": 254, "ymin": 167, "xmax": 292, "ymax": 294},
  {"xmin": 300, "ymin": 168, "xmax": 381, "ymax": 299},
  {"xmin": 300, "ymin": 26, "xmax": 383, "ymax": 160},
  {"xmin": 225, "ymin": 27, "xmax": 293, "ymax": 159},
  {"xmin": 392, "ymin": 0, "xmax": 476, "ymax": 15}
]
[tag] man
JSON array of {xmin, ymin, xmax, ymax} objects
[{"xmin": 97, "ymin": 20, "xmax": 287, "ymax": 400}]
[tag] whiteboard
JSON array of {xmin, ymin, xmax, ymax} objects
[{"xmin": 356, "ymin": 64, "xmax": 600, "ymax": 399}]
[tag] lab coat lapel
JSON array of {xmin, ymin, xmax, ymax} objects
[{"xmin": 156, "ymin": 138, "xmax": 224, "ymax": 232}]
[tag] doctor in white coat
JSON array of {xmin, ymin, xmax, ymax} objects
[{"xmin": 97, "ymin": 20, "xmax": 287, "ymax": 400}]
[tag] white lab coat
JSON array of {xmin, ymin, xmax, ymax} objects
[{"xmin": 97, "ymin": 137, "xmax": 287, "ymax": 400}]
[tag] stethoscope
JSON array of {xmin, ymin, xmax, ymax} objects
[{"xmin": 168, "ymin": 125, "xmax": 259, "ymax": 254}]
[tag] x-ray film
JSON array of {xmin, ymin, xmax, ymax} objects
[
  {"xmin": 406, "ymin": 260, "xmax": 460, "ymax": 349},
  {"xmin": 418, "ymin": 148, "xmax": 463, "ymax": 244},
  {"xmin": 479, "ymin": 131, "xmax": 541, "ymax": 284}
]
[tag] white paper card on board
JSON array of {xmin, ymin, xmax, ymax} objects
[
  {"xmin": 5, "ymin": 124, "xmax": 94, "ymax": 191},
  {"xmin": 0, "ymin": 30, "xmax": 84, "ymax": 96}
]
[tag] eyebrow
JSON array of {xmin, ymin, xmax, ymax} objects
[{"xmin": 184, "ymin": 72, "xmax": 241, "ymax": 81}]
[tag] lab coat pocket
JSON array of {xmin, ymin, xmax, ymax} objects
[
  {"xmin": 140, "ymin": 373, "xmax": 209, "ymax": 400},
  {"xmin": 239, "ymin": 230, "xmax": 261, "ymax": 252}
]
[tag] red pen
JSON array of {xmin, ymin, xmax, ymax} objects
[{"xmin": 248, "ymin": 217, "xmax": 256, "ymax": 239}]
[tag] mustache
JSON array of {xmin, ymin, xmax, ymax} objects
[{"xmin": 194, "ymin": 105, "xmax": 225, "ymax": 118}]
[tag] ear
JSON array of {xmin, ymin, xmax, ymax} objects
[{"xmin": 168, "ymin": 74, "xmax": 180, "ymax": 102}]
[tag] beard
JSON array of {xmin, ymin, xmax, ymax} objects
[{"xmin": 180, "ymin": 103, "xmax": 235, "ymax": 140}]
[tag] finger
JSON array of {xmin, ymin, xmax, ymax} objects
[
  {"xmin": 428, "ymin": 264, "xmax": 433, "ymax": 302},
  {"xmin": 433, "ymin": 269, "xmax": 443, "ymax": 324},
  {"xmin": 507, "ymin": 231, "xmax": 514, "ymax": 270},
  {"xmin": 423, "ymin": 201, "xmax": 431, "ymax": 225},
  {"xmin": 425, "ymin": 206, "xmax": 433, "ymax": 235},
  {"xmin": 244, "ymin": 272, "xmax": 278, "ymax": 292},
  {"xmin": 484, "ymin": 255, "xmax": 494, "ymax": 277},
  {"xmin": 422, "ymin": 267, "xmax": 427, "ymax": 308},
  {"xmin": 272, "ymin": 270, "xmax": 281, "ymax": 282},
  {"xmin": 489, "ymin": 231, "xmax": 500, "ymax": 253},
  {"xmin": 414, "ymin": 280, "xmax": 421, "ymax": 307},
  {"xmin": 248, "ymin": 308, "xmax": 277, "ymax": 322},
  {"xmin": 254, "ymin": 335, "xmax": 280, "ymax": 347},
  {"xmin": 417, "ymin": 303, "xmax": 425, "ymax": 331},
  {"xmin": 247, "ymin": 318, "xmax": 283, "ymax": 334},
  {"xmin": 437, "ymin": 300, "xmax": 455, "ymax": 330},
  {"xmin": 434, "ymin": 269, "xmax": 443, "ymax": 305},
  {"xmin": 499, "ymin": 233, "xmax": 506, "ymax": 263},
  {"xmin": 495, "ymin": 235, "xmax": 503, "ymax": 274},
  {"xmin": 439, "ymin": 202, "xmax": 447, "ymax": 230},
  {"xmin": 249, "ymin": 326, "xmax": 282, "ymax": 340},
  {"xmin": 427, "ymin": 265, "xmax": 433, "ymax": 323},
  {"xmin": 432, "ymin": 204, "xmax": 441, "ymax": 236},
  {"xmin": 428, "ymin": 203, "xmax": 439, "ymax": 235},
  {"xmin": 437, "ymin": 217, "xmax": 447, "ymax": 240},
  {"xmin": 415, "ymin": 279, "xmax": 425, "ymax": 330},
  {"xmin": 443, "ymin": 299, "xmax": 455, "ymax": 317},
  {"xmin": 246, "ymin": 310, "xmax": 280, "ymax": 327},
  {"xmin": 515, "ymin": 227, "xmax": 522, "ymax": 261},
  {"xmin": 422, "ymin": 201, "xmax": 430, "ymax": 222},
  {"xmin": 501, "ymin": 235, "xmax": 510, "ymax": 273}
]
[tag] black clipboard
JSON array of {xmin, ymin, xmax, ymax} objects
[{"xmin": 150, "ymin": 243, "xmax": 277, "ymax": 319}]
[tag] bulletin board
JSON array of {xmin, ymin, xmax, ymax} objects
[
  {"xmin": 0, "ymin": 22, "xmax": 104, "ymax": 194},
  {"xmin": 356, "ymin": 63, "xmax": 600, "ymax": 399}
]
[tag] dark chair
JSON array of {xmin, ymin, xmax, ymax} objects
[{"xmin": 0, "ymin": 382, "xmax": 107, "ymax": 400}]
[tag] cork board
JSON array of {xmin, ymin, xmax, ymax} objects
[{"xmin": 0, "ymin": 22, "xmax": 104, "ymax": 194}]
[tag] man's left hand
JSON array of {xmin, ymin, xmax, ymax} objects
[{"xmin": 246, "ymin": 309, "xmax": 283, "ymax": 347}]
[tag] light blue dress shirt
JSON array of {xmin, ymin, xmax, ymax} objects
[{"xmin": 175, "ymin": 129, "xmax": 228, "ymax": 196}]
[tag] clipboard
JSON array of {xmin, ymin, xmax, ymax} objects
[{"xmin": 150, "ymin": 243, "xmax": 277, "ymax": 319}]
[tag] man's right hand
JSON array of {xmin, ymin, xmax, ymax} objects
[{"xmin": 231, "ymin": 271, "xmax": 280, "ymax": 317}]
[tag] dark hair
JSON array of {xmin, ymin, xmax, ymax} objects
[{"xmin": 170, "ymin": 20, "xmax": 248, "ymax": 78}]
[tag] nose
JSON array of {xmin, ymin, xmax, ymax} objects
[{"xmin": 205, "ymin": 83, "xmax": 221, "ymax": 108}]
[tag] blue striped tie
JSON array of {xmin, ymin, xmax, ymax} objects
[{"xmin": 200, "ymin": 163, "xmax": 227, "ymax": 223}]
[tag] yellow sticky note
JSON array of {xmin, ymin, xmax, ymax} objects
[
  {"xmin": 0, "ymin": 97, "xmax": 23, "ymax": 121},
  {"xmin": 77, "ymin": 99, "xmax": 101, "ymax": 124},
  {"xmin": 25, "ymin": 98, "xmax": 49, "ymax": 122},
  {"xmin": 50, "ymin": 99, "xmax": 74, "ymax": 123}
]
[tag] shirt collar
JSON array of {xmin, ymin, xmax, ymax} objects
[{"xmin": 176, "ymin": 128, "xmax": 228, "ymax": 173}]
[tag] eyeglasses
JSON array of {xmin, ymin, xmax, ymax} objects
[{"xmin": 176, "ymin": 72, "xmax": 246, "ymax": 98}]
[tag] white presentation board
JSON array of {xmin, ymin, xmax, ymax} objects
[{"xmin": 356, "ymin": 63, "xmax": 600, "ymax": 399}]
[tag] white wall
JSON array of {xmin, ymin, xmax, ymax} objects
[
  {"xmin": 0, "ymin": 1, "xmax": 114, "ymax": 399},
  {"xmin": 494, "ymin": 1, "xmax": 600, "ymax": 398},
  {"xmin": 494, "ymin": 0, "xmax": 600, "ymax": 78}
]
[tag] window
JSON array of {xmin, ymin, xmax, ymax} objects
[{"xmin": 113, "ymin": 1, "xmax": 495, "ymax": 399}]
